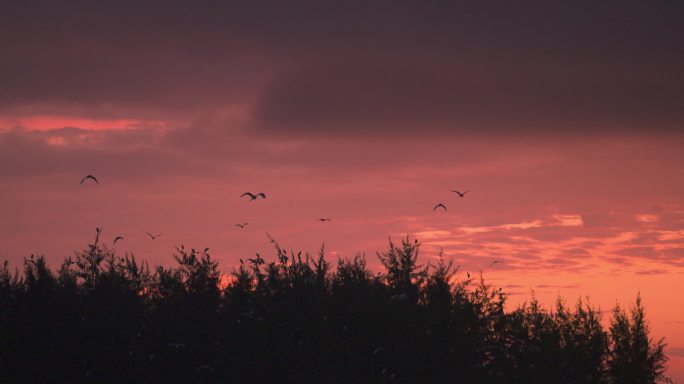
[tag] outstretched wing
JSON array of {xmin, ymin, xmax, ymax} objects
[
  {"xmin": 196, "ymin": 364, "xmax": 214, "ymax": 373},
  {"xmin": 114, "ymin": 236, "xmax": 124, "ymax": 244},
  {"xmin": 145, "ymin": 232, "xmax": 155, "ymax": 239},
  {"xmin": 433, "ymin": 203, "xmax": 447, "ymax": 212},
  {"xmin": 81, "ymin": 175, "xmax": 98, "ymax": 184},
  {"xmin": 257, "ymin": 193, "xmax": 266, "ymax": 199},
  {"xmin": 240, "ymin": 192, "xmax": 255, "ymax": 199}
]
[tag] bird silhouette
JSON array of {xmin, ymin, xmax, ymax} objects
[
  {"xmin": 235, "ymin": 223, "xmax": 248, "ymax": 228},
  {"xmin": 241, "ymin": 192, "xmax": 266, "ymax": 201},
  {"xmin": 80, "ymin": 174, "xmax": 98, "ymax": 184},
  {"xmin": 450, "ymin": 189, "xmax": 470, "ymax": 197},
  {"xmin": 490, "ymin": 260, "xmax": 503, "ymax": 266},
  {"xmin": 318, "ymin": 218, "xmax": 332, "ymax": 222},
  {"xmin": 196, "ymin": 364, "xmax": 214, "ymax": 374},
  {"xmin": 433, "ymin": 203, "xmax": 447, "ymax": 212},
  {"xmin": 146, "ymin": 233, "xmax": 161, "ymax": 240},
  {"xmin": 114, "ymin": 236, "xmax": 124, "ymax": 244}
]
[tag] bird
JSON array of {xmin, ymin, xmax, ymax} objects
[
  {"xmin": 373, "ymin": 346, "xmax": 387, "ymax": 354},
  {"xmin": 169, "ymin": 342, "xmax": 186, "ymax": 350},
  {"xmin": 114, "ymin": 236, "xmax": 124, "ymax": 244},
  {"xmin": 235, "ymin": 223, "xmax": 248, "ymax": 228},
  {"xmin": 450, "ymin": 189, "xmax": 470, "ymax": 198},
  {"xmin": 80, "ymin": 174, "xmax": 99, "ymax": 184},
  {"xmin": 433, "ymin": 203, "xmax": 447, "ymax": 212},
  {"xmin": 146, "ymin": 232, "xmax": 161, "ymax": 240},
  {"xmin": 490, "ymin": 260, "xmax": 503, "ymax": 266},
  {"xmin": 196, "ymin": 364, "xmax": 214, "ymax": 374},
  {"xmin": 240, "ymin": 192, "xmax": 266, "ymax": 201},
  {"xmin": 318, "ymin": 218, "xmax": 332, "ymax": 222}
]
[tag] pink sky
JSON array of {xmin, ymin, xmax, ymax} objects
[{"xmin": 1, "ymin": 1, "xmax": 683, "ymax": 380}]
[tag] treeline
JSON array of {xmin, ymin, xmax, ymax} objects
[{"xmin": 0, "ymin": 233, "xmax": 671, "ymax": 383}]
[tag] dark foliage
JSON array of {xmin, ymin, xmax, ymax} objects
[{"xmin": 0, "ymin": 235, "xmax": 671, "ymax": 383}]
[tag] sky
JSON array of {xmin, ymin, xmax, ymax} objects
[{"xmin": 1, "ymin": 0, "xmax": 684, "ymax": 380}]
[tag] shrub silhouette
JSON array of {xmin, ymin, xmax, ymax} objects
[{"xmin": 0, "ymin": 233, "xmax": 672, "ymax": 383}]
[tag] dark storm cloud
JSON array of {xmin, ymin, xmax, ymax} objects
[
  {"xmin": 1, "ymin": 1, "xmax": 683, "ymax": 135},
  {"xmin": 252, "ymin": 55, "xmax": 684, "ymax": 136}
]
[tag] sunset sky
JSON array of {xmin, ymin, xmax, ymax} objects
[{"xmin": 1, "ymin": 1, "xmax": 683, "ymax": 379}]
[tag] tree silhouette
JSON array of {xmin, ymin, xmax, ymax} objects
[
  {"xmin": 0, "ymin": 234, "xmax": 673, "ymax": 383},
  {"xmin": 608, "ymin": 294, "xmax": 671, "ymax": 384}
]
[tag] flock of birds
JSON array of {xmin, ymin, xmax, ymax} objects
[
  {"xmin": 433, "ymin": 189, "xmax": 471, "ymax": 212},
  {"xmin": 81, "ymin": 174, "xmax": 503, "ymax": 270},
  {"xmin": 80, "ymin": 173, "xmax": 474, "ymax": 245}
]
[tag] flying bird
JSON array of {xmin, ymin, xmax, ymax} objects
[
  {"xmin": 240, "ymin": 192, "xmax": 266, "ymax": 201},
  {"xmin": 450, "ymin": 189, "xmax": 470, "ymax": 197},
  {"xmin": 490, "ymin": 260, "xmax": 503, "ymax": 266},
  {"xmin": 114, "ymin": 236, "xmax": 124, "ymax": 244},
  {"xmin": 146, "ymin": 233, "xmax": 161, "ymax": 240},
  {"xmin": 196, "ymin": 364, "xmax": 214, "ymax": 374},
  {"xmin": 80, "ymin": 174, "xmax": 99, "ymax": 184},
  {"xmin": 433, "ymin": 203, "xmax": 447, "ymax": 212},
  {"xmin": 318, "ymin": 218, "xmax": 332, "ymax": 222},
  {"xmin": 235, "ymin": 223, "xmax": 248, "ymax": 228}
]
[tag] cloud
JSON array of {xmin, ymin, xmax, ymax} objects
[
  {"xmin": 0, "ymin": 1, "xmax": 683, "ymax": 136},
  {"xmin": 252, "ymin": 56, "xmax": 684, "ymax": 137},
  {"xmin": 634, "ymin": 269, "xmax": 668, "ymax": 275},
  {"xmin": 0, "ymin": 127, "xmax": 215, "ymax": 182},
  {"xmin": 536, "ymin": 284, "xmax": 580, "ymax": 289},
  {"xmin": 636, "ymin": 214, "xmax": 659, "ymax": 223}
]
